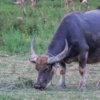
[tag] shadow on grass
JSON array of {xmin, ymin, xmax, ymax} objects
[{"xmin": 0, "ymin": 77, "xmax": 34, "ymax": 90}]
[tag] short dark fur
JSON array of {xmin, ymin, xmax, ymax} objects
[
  {"xmin": 33, "ymin": 9, "xmax": 100, "ymax": 90},
  {"xmin": 47, "ymin": 10, "xmax": 100, "ymax": 64}
]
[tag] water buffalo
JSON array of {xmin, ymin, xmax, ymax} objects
[{"xmin": 29, "ymin": 9, "xmax": 100, "ymax": 90}]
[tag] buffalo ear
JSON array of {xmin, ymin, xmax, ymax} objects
[
  {"xmin": 53, "ymin": 63, "xmax": 59, "ymax": 68},
  {"xmin": 51, "ymin": 67, "xmax": 57, "ymax": 73},
  {"xmin": 51, "ymin": 63, "xmax": 58, "ymax": 72},
  {"xmin": 29, "ymin": 58, "xmax": 36, "ymax": 64}
]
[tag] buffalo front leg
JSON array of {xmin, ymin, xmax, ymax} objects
[
  {"xmin": 78, "ymin": 52, "xmax": 88, "ymax": 89},
  {"xmin": 56, "ymin": 62, "xmax": 66, "ymax": 89}
]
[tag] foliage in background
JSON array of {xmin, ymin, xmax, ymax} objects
[{"xmin": 0, "ymin": 0, "xmax": 99, "ymax": 55}]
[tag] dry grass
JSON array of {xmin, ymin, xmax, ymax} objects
[
  {"xmin": 0, "ymin": 53, "xmax": 100, "ymax": 99},
  {"xmin": 0, "ymin": 53, "xmax": 35, "ymax": 88}
]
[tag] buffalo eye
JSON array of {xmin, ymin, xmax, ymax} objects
[
  {"xmin": 44, "ymin": 68, "xmax": 48, "ymax": 72},
  {"xmin": 44, "ymin": 65, "xmax": 52, "ymax": 72}
]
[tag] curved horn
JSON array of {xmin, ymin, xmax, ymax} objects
[
  {"xmin": 47, "ymin": 39, "xmax": 68, "ymax": 64},
  {"xmin": 30, "ymin": 36, "xmax": 38, "ymax": 62}
]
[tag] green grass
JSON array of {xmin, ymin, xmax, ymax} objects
[{"xmin": 0, "ymin": 0, "xmax": 100, "ymax": 55}]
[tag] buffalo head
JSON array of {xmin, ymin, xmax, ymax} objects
[{"xmin": 29, "ymin": 36, "xmax": 68, "ymax": 90}]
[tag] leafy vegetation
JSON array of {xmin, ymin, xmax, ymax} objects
[{"xmin": 0, "ymin": 0, "xmax": 99, "ymax": 55}]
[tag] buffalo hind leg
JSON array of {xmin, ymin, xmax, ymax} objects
[
  {"xmin": 56, "ymin": 62, "xmax": 66, "ymax": 89},
  {"xmin": 78, "ymin": 52, "xmax": 88, "ymax": 89}
]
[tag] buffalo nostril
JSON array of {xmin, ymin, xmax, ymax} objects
[{"xmin": 34, "ymin": 84, "xmax": 41, "ymax": 89}]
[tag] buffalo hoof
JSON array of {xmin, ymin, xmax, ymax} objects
[
  {"xmin": 96, "ymin": 82, "xmax": 100, "ymax": 88},
  {"xmin": 78, "ymin": 82, "xmax": 87, "ymax": 90},
  {"xmin": 56, "ymin": 83, "xmax": 66, "ymax": 89}
]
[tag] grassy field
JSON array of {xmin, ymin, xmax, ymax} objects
[
  {"xmin": 0, "ymin": 54, "xmax": 100, "ymax": 100},
  {"xmin": 0, "ymin": 0, "xmax": 100, "ymax": 100}
]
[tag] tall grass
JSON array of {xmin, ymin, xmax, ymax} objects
[
  {"xmin": 0, "ymin": 0, "xmax": 99, "ymax": 55},
  {"xmin": 1, "ymin": 27, "xmax": 30, "ymax": 54}
]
